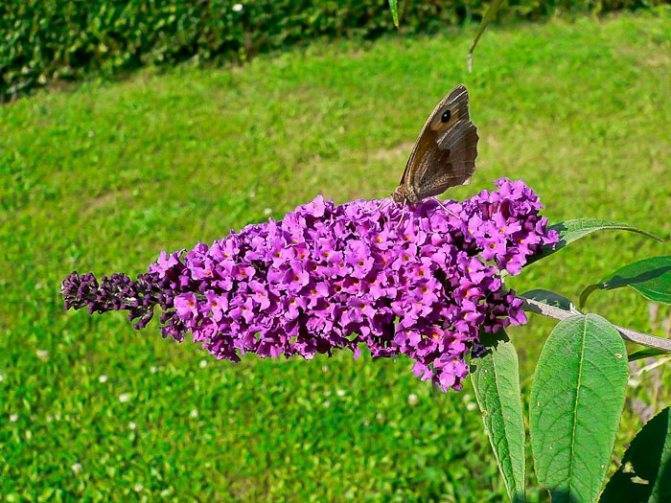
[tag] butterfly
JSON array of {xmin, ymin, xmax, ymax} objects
[{"xmin": 392, "ymin": 85, "xmax": 479, "ymax": 204}]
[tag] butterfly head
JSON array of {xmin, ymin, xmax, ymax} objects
[{"xmin": 392, "ymin": 184, "xmax": 420, "ymax": 204}]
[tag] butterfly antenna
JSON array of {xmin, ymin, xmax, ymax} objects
[
  {"xmin": 378, "ymin": 198, "xmax": 393, "ymax": 214},
  {"xmin": 367, "ymin": 197, "xmax": 392, "ymax": 224},
  {"xmin": 433, "ymin": 197, "xmax": 458, "ymax": 218}
]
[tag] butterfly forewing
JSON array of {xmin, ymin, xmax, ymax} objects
[
  {"xmin": 396, "ymin": 85, "xmax": 478, "ymax": 203},
  {"xmin": 414, "ymin": 120, "xmax": 478, "ymax": 199}
]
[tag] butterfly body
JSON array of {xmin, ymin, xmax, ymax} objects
[{"xmin": 392, "ymin": 85, "xmax": 479, "ymax": 204}]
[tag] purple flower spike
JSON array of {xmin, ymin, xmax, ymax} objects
[{"xmin": 61, "ymin": 179, "xmax": 558, "ymax": 391}]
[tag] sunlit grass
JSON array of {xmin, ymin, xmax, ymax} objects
[{"xmin": 1, "ymin": 11, "xmax": 670, "ymax": 501}]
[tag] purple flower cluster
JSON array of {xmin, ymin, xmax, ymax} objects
[{"xmin": 62, "ymin": 178, "xmax": 557, "ymax": 391}]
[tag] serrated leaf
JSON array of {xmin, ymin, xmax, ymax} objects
[
  {"xmin": 472, "ymin": 338, "xmax": 525, "ymax": 502},
  {"xmin": 600, "ymin": 407, "xmax": 671, "ymax": 503},
  {"xmin": 530, "ymin": 314, "xmax": 628, "ymax": 502},
  {"xmin": 530, "ymin": 219, "xmax": 662, "ymax": 264},
  {"xmin": 522, "ymin": 289, "xmax": 575, "ymax": 312},
  {"xmin": 580, "ymin": 256, "xmax": 671, "ymax": 307},
  {"xmin": 387, "ymin": 0, "xmax": 399, "ymax": 27}
]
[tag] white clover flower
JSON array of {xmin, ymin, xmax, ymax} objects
[
  {"xmin": 336, "ymin": 389, "xmax": 346, "ymax": 398},
  {"xmin": 36, "ymin": 349, "xmax": 49, "ymax": 361},
  {"xmin": 232, "ymin": 3, "xmax": 243, "ymax": 12},
  {"xmin": 199, "ymin": 359, "xmax": 208, "ymax": 368},
  {"xmin": 9, "ymin": 414, "xmax": 18, "ymax": 422},
  {"xmin": 71, "ymin": 463, "xmax": 82, "ymax": 474},
  {"xmin": 263, "ymin": 208, "xmax": 273, "ymax": 216},
  {"xmin": 128, "ymin": 421, "xmax": 137, "ymax": 431},
  {"xmin": 466, "ymin": 402, "xmax": 478, "ymax": 412},
  {"xmin": 150, "ymin": 366, "xmax": 158, "ymax": 374},
  {"xmin": 407, "ymin": 393, "xmax": 418, "ymax": 406},
  {"xmin": 98, "ymin": 374, "xmax": 108, "ymax": 383},
  {"xmin": 133, "ymin": 483, "xmax": 144, "ymax": 493},
  {"xmin": 118, "ymin": 393, "xmax": 131, "ymax": 403},
  {"xmin": 190, "ymin": 409, "xmax": 199, "ymax": 418}
]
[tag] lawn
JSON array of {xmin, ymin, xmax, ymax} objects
[{"xmin": 1, "ymin": 11, "xmax": 670, "ymax": 501}]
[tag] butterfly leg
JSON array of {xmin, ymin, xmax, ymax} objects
[{"xmin": 395, "ymin": 205, "xmax": 409, "ymax": 231}]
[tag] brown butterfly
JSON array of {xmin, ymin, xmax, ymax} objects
[{"xmin": 392, "ymin": 85, "xmax": 479, "ymax": 204}]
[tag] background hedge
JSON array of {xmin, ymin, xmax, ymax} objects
[{"xmin": 0, "ymin": 0, "xmax": 663, "ymax": 101}]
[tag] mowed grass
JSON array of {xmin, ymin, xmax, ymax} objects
[{"xmin": 1, "ymin": 11, "xmax": 671, "ymax": 501}]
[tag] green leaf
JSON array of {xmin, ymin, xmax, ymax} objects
[
  {"xmin": 472, "ymin": 338, "xmax": 526, "ymax": 502},
  {"xmin": 530, "ymin": 314, "xmax": 628, "ymax": 502},
  {"xmin": 580, "ymin": 256, "xmax": 671, "ymax": 307},
  {"xmin": 600, "ymin": 407, "xmax": 671, "ymax": 503},
  {"xmin": 522, "ymin": 289, "xmax": 575, "ymax": 312},
  {"xmin": 530, "ymin": 219, "xmax": 662, "ymax": 264},
  {"xmin": 467, "ymin": 0, "xmax": 505, "ymax": 72},
  {"xmin": 387, "ymin": 0, "xmax": 399, "ymax": 28},
  {"xmin": 628, "ymin": 347, "xmax": 669, "ymax": 362}
]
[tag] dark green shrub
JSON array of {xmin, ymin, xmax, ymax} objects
[{"xmin": 0, "ymin": 0, "xmax": 662, "ymax": 100}]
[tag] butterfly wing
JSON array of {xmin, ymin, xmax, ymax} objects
[{"xmin": 401, "ymin": 85, "xmax": 478, "ymax": 201}]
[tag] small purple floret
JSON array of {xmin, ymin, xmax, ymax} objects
[{"xmin": 61, "ymin": 178, "xmax": 558, "ymax": 391}]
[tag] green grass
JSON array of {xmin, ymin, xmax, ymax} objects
[{"xmin": 1, "ymin": 11, "xmax": 670, "ymax": 501}]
